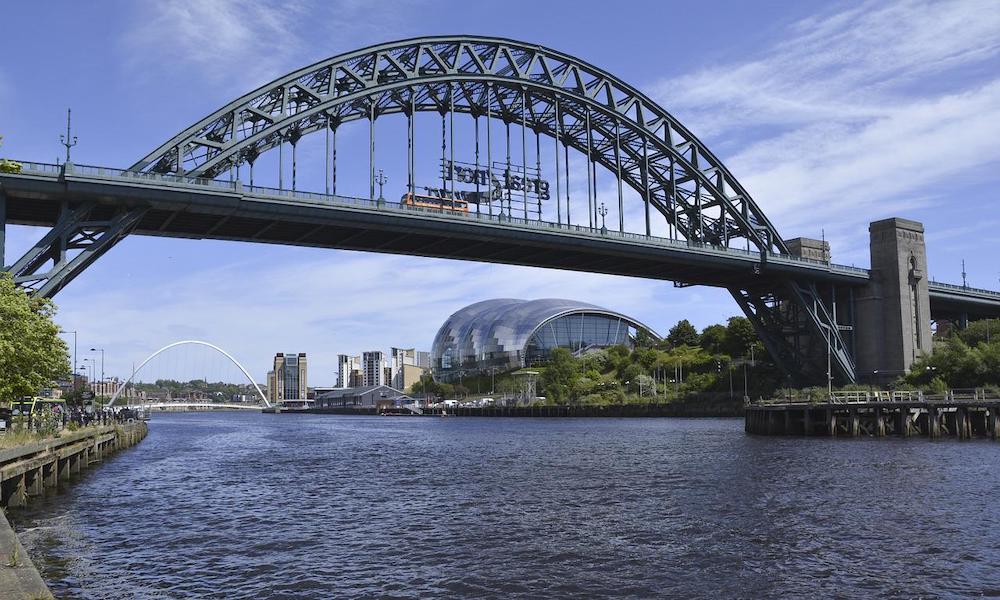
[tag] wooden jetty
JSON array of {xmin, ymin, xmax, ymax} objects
[{"xmin": 746, "ymin": 389, "xmax": 1000, "ymax": 439}]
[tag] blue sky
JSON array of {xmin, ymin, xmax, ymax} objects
[{"xmin": 2, "ymin": 0, "xmax": 998, "ymax": 385}]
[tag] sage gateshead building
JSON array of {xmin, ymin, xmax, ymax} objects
[{"xmin": 431, "ymin": 299, "xmax": 658, "ymax": 379}]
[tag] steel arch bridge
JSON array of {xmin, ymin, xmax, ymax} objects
[
  {"xmin": 1, "ymin": 36, "xmax": 998, "ymax": 386},
  {"xmin": 132, "ymin": 36, "xmax": 783, "ymax": 255}
]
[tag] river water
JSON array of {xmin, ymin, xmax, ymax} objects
[{"xmin": 10, "ymin": 412, "xmax": 1000, "ymax": 599}]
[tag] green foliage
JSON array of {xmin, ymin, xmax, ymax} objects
[
  {"xmin": 724, "ymin": 316, "xmax": 761, "ymax": 358},
  {"xmin": 902, "ymin": 333, "xmax": 1000, "ymax": 389},
  {"xmin": 0, "ymin": 273, "xmax": 70, "ymax": 404},
  {"xmin": 0, "ymin": 136, "xmax": 23, "ymax": 174},
  {"xmin": 699, "ymin": 324, "xmax": 727, "ymax": 355},
  {"xmin": 133, "ymin": 378, "xmax": 257, "ymax": 400},
  {"xmin": 34, "ymin": 406, "xmax": 62, "ymax": 437},
  {"xmin": 633, "ymin": 327, "xmax": 657, "ymax": 349},
  {"xmin": 540, "ymin": 348, "xmax": 579, "ymax": 404},
  {"xmin": 410, "ymin": 372, "xmax": 453, "ymax": 399},
  {"xmin": 530, "ymin": 315, "xmax": 779, "ymax": 404},
  {"xmin": 954, "ymin": 319, "xmax": 1000, "ymax": 347},
  {"xmin": 665, "ymin": 319, "xmax": 699, "ymax": 348}
]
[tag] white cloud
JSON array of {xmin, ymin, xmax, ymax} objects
[
  {"xmin": 122, "ymin": 0, "xmax": 430, "ymax": 91},
  {"xmin": 648, "ymin": 0, "xmax": 1000, "ymax": 262}
]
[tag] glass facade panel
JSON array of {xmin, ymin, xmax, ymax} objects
[{"xmin": 431, "ymin": 299, "xmax": 656, "ymax": 379}]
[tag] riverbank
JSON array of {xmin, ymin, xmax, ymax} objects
[
  {"xmin": 0, "ymin": 422, "xmax": 148, "ymax": 599},
  {"xmin": 273, "ymin": 399, "xmax": 743, "ymax": 418}
]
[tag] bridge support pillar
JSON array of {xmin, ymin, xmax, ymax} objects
[
  {"xmin": 855, "ymin": 218, "xmax": 933, "ymax": 383},
  {"xmin": 875, "ymin": 407, "xmax": 886, "ymax": 437},
  {"xmin": 928, "ymin": 408, "xmax": 941, "ymax": 439}
]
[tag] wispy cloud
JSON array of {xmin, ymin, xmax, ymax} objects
[
  {"xmin": 649, "ymin": 0, "xmax": 1000, "ymax": 262},
  {"xmin": 121, "ymin": 0, "xmax": 430, "ymax": 92}
]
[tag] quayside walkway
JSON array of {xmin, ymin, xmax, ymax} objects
[{"xmin": 746, "ymin": 390, "xmax": 1000, "ymax": 439}]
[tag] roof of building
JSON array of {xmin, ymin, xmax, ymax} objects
[
  {"xmin": 316, "ymin": 384, "xmax": 406, "ymax": 400},
  {"xmin": 431, "ymin": 298, "xmax": 658, "ymax": 368}
]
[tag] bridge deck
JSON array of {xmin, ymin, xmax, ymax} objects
[
  {"xmin": 2, "ymin": 162, "xmax": 869, "ymax": 289},
  {"xmin": 2, "ymin": 161, "xmax": 999, "ymax": 316}
]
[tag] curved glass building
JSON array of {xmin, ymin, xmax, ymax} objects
[{"xmin": 431, "ymin": 299, "xmax": 658, "ymax": 378}]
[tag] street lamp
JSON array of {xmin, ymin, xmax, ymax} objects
[
  {"xmin": 82, "ymin": 358, "xmax": 95, "ymax": 385},
  {"xmin": 90, "ymin": 347, "xmax": 105, "ymax": 395}
]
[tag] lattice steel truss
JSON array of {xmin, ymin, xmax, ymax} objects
[
  {"xmin": 7, "ymin": 200, "xmax": 146, "ymax": 298},
  {"xmin": 131, "ymin": 36, "xmax": 785, "ymax": 255}
]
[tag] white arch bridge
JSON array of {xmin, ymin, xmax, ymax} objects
[
  {"xmin": 108, "ymin": 340, "xmax": 271, "ymax": 409},
  {"xmin": 122, "ymin": 402, "xmax": 263, "ymax": 411}
]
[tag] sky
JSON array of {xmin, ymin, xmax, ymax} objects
[{"xmin": 1, "ymin": 0, "xmax": 998, "ymax": 386}]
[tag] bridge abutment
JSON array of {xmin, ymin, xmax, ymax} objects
[{"xmin": 855, "ymin": 218, "xmax": 933, "ymax": 383}]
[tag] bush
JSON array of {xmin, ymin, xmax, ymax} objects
[{"xmin": 34, "ymin": 407, "xmax": 61, "ymax": 437}]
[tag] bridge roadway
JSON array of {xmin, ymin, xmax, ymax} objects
[
  {"xmin": 2, "ymin": 161, "xmax": 999, "ymax": 317},
  {"xmin": 124, "ymin": 402, "xmax": 263, "ymax": 411}
]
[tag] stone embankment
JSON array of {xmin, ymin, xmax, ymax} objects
[{"xmin": 0, "ymin": 422, "xmax": 148, "ymax": 599}]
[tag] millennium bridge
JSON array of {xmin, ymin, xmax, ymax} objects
[{"xmin": 1, "ymin": 36, "xmax": 997, "ymax": 386}]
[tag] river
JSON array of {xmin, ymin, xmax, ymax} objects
[{"xmin": 10, "ymin": 412, "xmax": 1000, "ymax": 598}]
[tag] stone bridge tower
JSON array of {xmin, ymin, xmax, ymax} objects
[{"xmin": 855, "ymin": 218, "xmax": 933, "ymax": 384}]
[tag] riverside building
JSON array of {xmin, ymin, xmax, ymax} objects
[
  {"xmin": 362, "ymin": 351, "xmax": 386, "ymax": 386},
  {"xmin": 267, "ymin": 352, "xmax": 308, "ymax": 405},
  {"xmin": 431, "ymin": 298, "xmax": 658, "ymax": 380},
  {"xmin": 336, "ymin": 354, "xmax": 361, "ymax": 388},
  {"xmin": 390, "ymin": 347, "xmax": 431, "ymax": 391}
]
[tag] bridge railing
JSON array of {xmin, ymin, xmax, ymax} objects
[{"xmin": 929, "ymin": 281, "xmax": 1000, "ymax": 298}]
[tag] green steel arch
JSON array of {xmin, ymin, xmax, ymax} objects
[{"xmin": 129, "ymin": 35, "xmax": 786, "ymax": 255}]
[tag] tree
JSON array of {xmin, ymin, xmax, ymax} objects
[
  {"xmin": 700, "ymin": 324, "xmax": 727, "ymax": 355},
  {"xmin": 633, "ymin": 327, "xmax": 656, "ymax": 349},
  {"xmin": 724, "ymin": 316, "xmax": 760, "ymax": 359},
  {"xmin": 0, "ymin": 136, "xmax": 22, "ymax": 174},
  {"xmin": 540, "ymin": 347, "xmax": 580, "ymax": 404},
  {"xmin": 956, "ymin": 319, "xmax": 1000, "ymax": 347},
  {"xmin": 665, "ymin": 319, "xmax": 699, "ymax": 348},
  {"xmin": 0, "ymin": 274, "xmax": 70, "ymax": 403}
]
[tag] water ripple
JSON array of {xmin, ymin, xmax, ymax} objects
[{"xmin": 9, "ymin": 414, "xmax": 1000, "ymax": 598}]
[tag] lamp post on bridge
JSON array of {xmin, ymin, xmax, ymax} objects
[
  {"xmin": 376, "ymin": 169, "xmax": 387, "ymax": 203},
  {"xmin": 59, "ymin": 108, "xmax": 78, "ymax": 164}
]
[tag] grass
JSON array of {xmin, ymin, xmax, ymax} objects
[{"xmin": 0, "ymin": 425, "xmax": 102, "ymax": 450}]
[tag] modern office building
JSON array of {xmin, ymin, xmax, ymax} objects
[
  {"xmin": 268, "ymin": 352, "xmax": 308, "ymax": 404},
  {"xmin": 362, "ymin": 351, "xmax": 386, "ymax": 387},
  {"xmin": 431, "ymin": 298, "xmax": 658, "ymax": 379}
]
